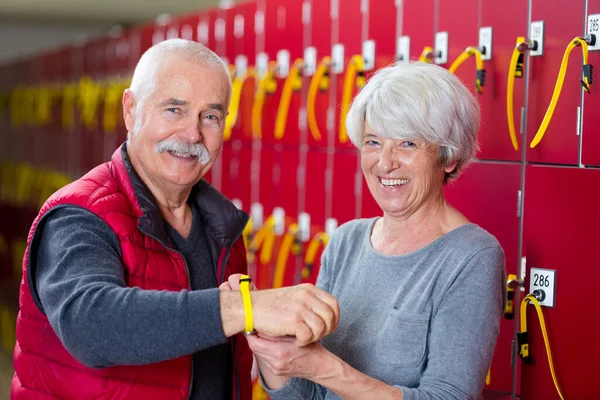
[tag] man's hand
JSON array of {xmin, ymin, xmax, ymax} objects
[
  {"xmin": 252, "ymin": 284, "xmax": 340, "ymax": 346},
  {"xmin": 219, "ymin": 278, "xmax": 339, "ymax": 346}
]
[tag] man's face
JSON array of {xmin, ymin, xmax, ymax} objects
[{"xmin": 124, "ymin": 54, "xmax": 230, "ymax": 191}]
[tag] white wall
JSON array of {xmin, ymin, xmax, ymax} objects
[{"xmin": 0, "ymin": 21, "xmax": 112, "ymax": 64}]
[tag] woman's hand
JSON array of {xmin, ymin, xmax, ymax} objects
[
  {"xmin": 219, "ymin": 273, "xmax": 256, "ymax": 291},
  {"xmin": 246, "ymin": 333, "xmax": 331, "ymax": 380}
]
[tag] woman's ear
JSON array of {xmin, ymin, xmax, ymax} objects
[{"xmin": 444, "ymin": 161, "xmax": 458, "ymax": 174}]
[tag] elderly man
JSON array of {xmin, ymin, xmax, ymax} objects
[{"xmin": 12, "ymin": 39, "xmax": 339, "ymax": 400}]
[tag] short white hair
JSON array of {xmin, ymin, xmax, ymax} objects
[
  {"xmin": 346, "ymin": 61, "xmax": 480, "ymax": 181},
  {"xmin": 129, "ymin": 38, "xmax": 231, "ymax": 131}
]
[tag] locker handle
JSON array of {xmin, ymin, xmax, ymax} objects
[
  {"xmin": 225, "ymin": 67, "xmax": 255, "ymax": 141},
  {"xmin": 302, "ymin": 231, "xmax": 329, "ymax": 280},
  {"xmin": 507, "ymin": 37, "xmax": 529, "ymax": 151},
  {"xmin": 251, "ymin": 61, "xmax": 278, "ymax": 139},
  {"xmin": 418, "ymin": 46, "xmax": 435, "ymax": 63},
  {"xmin": 273, "ymin": 223, "xmax": 301, "ymax": 288},
  {"xmin": 274, "ymin": 58, "xmax": 304, "ymax": 140},
  {"xmin": 529, "ymin": 36, "xmax": 593, "ymax": 149},
  {"xmin": 307, "ymin": 56, "xmax": 332, "ymax": 142},
  {"xmin": 448, "ymin": 47, "xmax": 486, "ymax": 94},
  {"xmin": 339, "ymin": 54, "xmax": 366, "ymax": 144},
  {"xmin": 518, "ymin": 294, "xmax": 566, "ymax": 400}
]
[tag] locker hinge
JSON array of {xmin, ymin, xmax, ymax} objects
[
  {"xmin": 576, "ymin": 106, "xmax": 582, "ymax": 136},
  {"xmin": 516, "ymin": 189, "xmax": 522, "ymax": 218}
]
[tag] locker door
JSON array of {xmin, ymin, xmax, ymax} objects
[
  {"xmin": 581, "ymin": 2, "xmax": 600, "ymax": 167},
  {"xmin": 220, "ymin": 2, "xmax": 257, "ymax": 212},
  {"xmin": 521, "ymin": 165, "xmax": 600, "ymax": 399},
  {"xmin": 525, "ymin": 0, "xmax": 585, "ymax": 165},
  {"xmin": 445, "ymin": 161, "xmax": 521, "ymax": 395},
  {"xmin": 478, "ymin": 0, "xmax": 528, "ymax": 162}
]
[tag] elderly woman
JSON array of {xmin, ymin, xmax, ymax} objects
[{"xmin": 246, "ymin": 61, "xmax": 506, "ymax": 399}]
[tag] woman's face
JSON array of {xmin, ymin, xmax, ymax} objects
[{"xmin": 360, "ymin": 122, "xmax": 454, "ymax": 218}]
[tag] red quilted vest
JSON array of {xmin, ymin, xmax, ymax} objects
[{"xmin": 12, "ymin": 145, "xmax": 253, "ymax": 399}]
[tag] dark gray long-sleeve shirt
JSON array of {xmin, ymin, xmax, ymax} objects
[
  {"xmin": 33, "ymin": 203, "xmax": 231, "ymax": 399},
  {"xmin": 266, "ymin": 218, "xmax": 506, "ymax": 400}
]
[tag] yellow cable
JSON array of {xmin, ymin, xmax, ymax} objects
[
  {"xmin": 507, "ymin": 37, "xmax": 528, "ymax": 151},
  {"xmin": 518, "ymin": 294, "xmax": 566, "ymax": 400},
  {"xmin": 35, "ymin": 85, "xmax": 54, "ymax": 125},
  {"xmin": 225, "ymin": 68, "xmax": 255, "ymax": 141},
  {"xmin": 307, "ymin": 56, "xmax": 331, "ymax": 142},
  {"xmin": 247, "ymin": 216, "xmax": 276, "ymax": 265},
  {"xmin": 273, "ymin": 223, "xmax": 300, "ymax": 288},
  {"xmin": 302, "ymin": 232, "xmax": 329, "ymax": 279},
  {"xmin": 23, "ymin": 87, "xmax": 36, "ymax": 126},
  {"xmin": 102, "ymin": 78, "xmax": 125, "ymax": 133},
  {"xmin": 339, "ymin": 55, "xmax": 365, "ymax": 144},
  {"xmin": 530, "ymin": 36, "xmax": 592, "ymax": 148},
  {"xmin": 78, "ymin": 76, "xmax": 104, "ymax": 130},
  {"xmin": 274, "ymin": 58, "xmax": 304, "ymax": 140},
  {"xmin": 448, "ymin": 47, "xmax": 486, "ymax": 94},
  {"xmin": 239, "ymin": 274, "xmax": 255, "ymax": 334},
  {"xmin": 418, "ymin": 46, "xmax": 434, "ymax": 63},
  {"xmin": 251, "ymin": 62, "xmax": 278, "ymax": 139},
  {"xmin": 10, "ymin": 85, "xmax": 25, "ymax": 127},
  {"xmin": 61, "ymin": 83, "xmax": 77, "ymax": 130},
  {"xmin": 242, "ymin": 217, "xmax": 253, "ymax": 249}
]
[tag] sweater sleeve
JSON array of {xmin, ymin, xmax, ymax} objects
[
  {"xmin": 263, "ymin": 229, "xmax": 340, "ymax": 400},
  {"xmin": 33, "ymin": 206, "xmax": 228, "ymax": 369},
  {"xmin": 399, "ymin": 246, "xmax": 506, "ymax": 400}
]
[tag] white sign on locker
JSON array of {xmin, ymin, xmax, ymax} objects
[{"xmin": 588, "ymin": 14, "xmax": 600, "ymax": 51}]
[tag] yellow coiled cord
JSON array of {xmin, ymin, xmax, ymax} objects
[
  {"xmin": 448, "ymin": 46, "xmax": 486, "ymax": 94},
  {"xmin": 274, "ymin": 58, "xmax": 304, "ymax": 140},
  {"xmin": 529, "ymin": 36, "xmax": 593, "ymax": 148},
  {"xmin": 251, "ymin": 62, "xmax": 278, "ymax": 139},
  {"xmin": 339, "ymin": 55, "xmax": 365, "ymax": 144},
  {"xmin": 307, "ymin": 56, "xmax": 331, "ymax": 142}
]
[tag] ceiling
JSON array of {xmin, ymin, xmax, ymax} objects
[{"xmin": 0, "ymin": 0, "xmax": 226, "ymax": 26}]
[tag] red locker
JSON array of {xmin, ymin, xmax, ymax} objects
[
  {"xmin": 521, "ymin": 165, "xmax": 600, "ymax": 399},
  {"xmin": 220, "ymin": 1, "xmax": 257, "ymax": 211},
  {"xmin": 445, "ymin": 161, "xmax": 521, "ymax": 396},
  {"xmin": 79, "ymin": 37, "xmax": 110, "ymax": 173},
  {"xmin": 251, "ymin": 0, "xmax": 305, "ymax": 222},
  {"xmin": 581, "ymin": 1, "xmax": 600, "ymax": 167},
  {"xmin": 401, "ymin": 0, "xmax": 435, "ymax": 63},
  {"xmin": 438, "ymin": 0, "xmax": 479, "ymax": 96},
  {"xmin": 478, "ymin": 0, "xmax": 528, "ymax": 162},
  {"xmin": 525, "ymin": 0, "xmax": 585, "ymax": 165}
]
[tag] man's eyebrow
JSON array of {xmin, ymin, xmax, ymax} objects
[
  {"xmin": 207, "ymin": 103, "xmax": 226, "ymax": 113},
  {"xmin": 159, "ymin": 98, "xmax": 188, "ymax": 107}
]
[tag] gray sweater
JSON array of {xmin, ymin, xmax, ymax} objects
[{"xmin": 266, "ymin": 218, "xmax": 506, "ymax": 400}]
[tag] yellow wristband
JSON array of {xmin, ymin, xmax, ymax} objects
[{"xmin": 239, "ymin": 275, "xmax": 254, "ymax": 334}]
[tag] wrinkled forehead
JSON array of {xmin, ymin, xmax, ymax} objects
[{"xmin": 152, "ymin": 58, "xmax": 230, "ymax": 104}]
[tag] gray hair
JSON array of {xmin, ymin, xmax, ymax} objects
[
  {"xmin": 129, "ymin": 38, "xmax": 231, "ymax": 133},
  {"xmin": 345, "ymin": 61, "xmax": 480, "ymax": 181}
]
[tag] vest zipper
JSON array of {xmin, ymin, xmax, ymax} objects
[
  {"xmin": 137, "ymin": 226, "xmax": 195, "ymax": 400},
  {"xmin": 217, "ymin": 220, "xmax": 247, "ymax": 400}
]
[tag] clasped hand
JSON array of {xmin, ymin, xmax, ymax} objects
[{"xmin": 219, "ymin": 274, "xmax": 339, "ymax": 346}]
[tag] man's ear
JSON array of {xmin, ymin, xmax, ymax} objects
[{"xmin": 122, "ymin": 89, "xmax": 136, "ymax": 133}]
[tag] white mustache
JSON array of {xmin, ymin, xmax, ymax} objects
[{"xmin": 154, "ymin": 138, "xmax": 211, "ymax": 164}]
